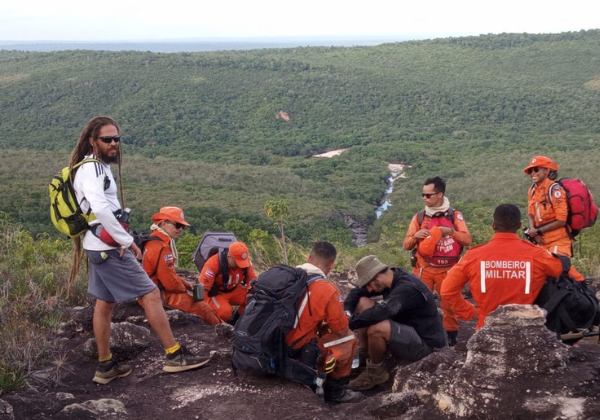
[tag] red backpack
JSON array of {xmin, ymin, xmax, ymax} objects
[
  {"xmin": 548, "ymin": 178, "xmax": 598, "ymax": 237},
  {"xmin": 418, "ymin": 208, "xmax": 463, "ymax": 267}
]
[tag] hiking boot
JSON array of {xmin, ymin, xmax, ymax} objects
[
  {"xmin": 447, "ymin": 330, "xmax": 458, "ymax": 347},
  {"xmin": 163, "ymin": 345, "xmax": 211, "ymax": 373},
  {"xmin": 92, "ymin": 359, "xmax": 132, "ymax": 384},
  {"xmin": 348, "ymin": 359, "xmax": 390, "ymax": 391},
  {"xmin": 323, "ymin": 377, "xmax": 365, "ymax": 404}
]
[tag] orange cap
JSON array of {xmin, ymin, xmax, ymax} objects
[
  {"xmin": 524, "ymin": 156, "xmax": 558, "ymax": 174},
  {"xmin": 229, "ymin": 242, "xmax": 251, "ymax": 268},
  {"xmin": 151, "ymin": 206, "xmax": 190, "ymax": 226}
]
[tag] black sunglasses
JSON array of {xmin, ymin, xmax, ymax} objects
[
  {"xmin": 98, "ymin": 135, "xmax": 121, "ymax": 144},
  {"xmin": 422, "ymin": 192, "xmax": 439, "ymax": 198},
  {"xmin": 526, "ymin": 167, "xmax": 543, "ymax": 175},
  {"xmin": 165, "ymin": 221, "xmax": 185, "ymax": 229}
]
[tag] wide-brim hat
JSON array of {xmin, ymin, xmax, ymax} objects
[
  {"xmin": 356, "ymin": 255, "xmax": 389, "ymax": 287},
  {"xmin": 151, "ymin": 206, "xmax": 190, "ymax": 226},
  {"xmin": 524, "ymin": 156, "xmax": 558, "ymax": 174}
]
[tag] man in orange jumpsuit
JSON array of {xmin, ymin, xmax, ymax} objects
[
  {"xmin": 285, "ymin": 241, "xmax": 363, "ymax": 404},
  {"xmin": 440, "ymin": 203, "xmax": 563, "ymax": 329},
  {"xmin": 403, "ymin": 176, "xmax": 471, "ymax": 346},
  {"xmin": 524, "ymin": 155, "xmax": 584, "ymax": 281},
  {"xmin": 142, "ymin": 207, "xmax": 222, "ymax": 326},
  {"xmin": 199, "ymin": 241, "xmax": 257, "ymax": 324}
]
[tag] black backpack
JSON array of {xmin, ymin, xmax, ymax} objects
[
  {"xmin": 232, "ymin": 264, "xmax": 326, "ymax": 388},
  {"xmin": 534, "ymin": 255, "xmax": 600, "ymax": 337}
]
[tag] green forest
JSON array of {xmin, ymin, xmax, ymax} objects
[
  {"xmin": 2, "ymin": 30, "xmax": 600, "ymax": 393},
  {"xmin": 1, "ymin": 29, "xmax": 600, "ymax": 253}
]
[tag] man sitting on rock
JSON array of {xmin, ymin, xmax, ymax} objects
[
  {"xmin": 440, "ymin": 203, "xmax": 564, "ymax": 330},
  {"xmin": 344, "ymin": 255, "xmax": 446, "ymax": 391},
  {"xmin": 141, "ymin": 206, "xmax": 222, "ymax": 326}
]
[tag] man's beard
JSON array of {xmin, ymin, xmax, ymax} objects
[{"xmin": 100, "ymin": 150, "xmax": 119, "ymax": 164}]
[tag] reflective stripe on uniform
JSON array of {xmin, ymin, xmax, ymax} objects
[{"xmin": 322, "ymin": 332, "xmax": 356, "ymax": 348}]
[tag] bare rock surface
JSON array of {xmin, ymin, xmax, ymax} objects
[
  {"xmin": 2, "ymin": 283, "xmax": 600, "ymax": 419},
  {"xmin": 380, "ymin": 304, "xmax": 600, "ymax": 419}
]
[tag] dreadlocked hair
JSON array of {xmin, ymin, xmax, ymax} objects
[{"xmin": 67, "ymin": 116, "xmax": 125, "ymax": 295}]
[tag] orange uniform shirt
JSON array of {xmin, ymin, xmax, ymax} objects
[
  {"xmin": 403, "ymin": 209, "xmax": 472, "ymax": 273},
  {"xmin": 199, "ymin": 253, "xmax": 257, "ymax": 292},
  {"xmin": 285, "ymin": 280, "xmax": 348, "ymax": 350},
  {"xmin": 528, "ymin": 177, "xmax": 570, "ymax": 245},
  {"xmin": 142, "ymin": 231, "xmax": 188, "ymax": 294},
  {"xmin": 440, "ymin": 232, "xmax": 563, "ymax": 329}
]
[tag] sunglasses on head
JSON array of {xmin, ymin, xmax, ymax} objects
[
  {"xmin": 526, "ymin": 167, "xmax": 544, "ymax": 175},
  {"xmin": 165, "ymin": 221, "xmax": 185, "ymax": 229},
  {"xmin": 422, "ymin": 192, "xmax": 439, "ymax": 198},
  {"xmin": 98, "ymin": 135, "xmax": 121, "ymax": 144}
]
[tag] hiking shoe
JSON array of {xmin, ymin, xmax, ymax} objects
[
  {"xmin": 323, "ymin": 377, "xmax": 365, "ymax": 404},
  {"xmin": 329, "ymin": 388, "xmax": 365, "ymax": 404},
  {"xmin": 163, "ymin": 345, "xmax": 210, "ymax": 373},
  {"xmin": 348, "ymin": 360, "xmax": 390, "ymax": 391},
  {"xmin": 92, "ymin": 359, "xmax": 132, "ymax": 384},
  {"xmin": 447, "ymin": 330, "xmax": 458, "ymax": 347}
]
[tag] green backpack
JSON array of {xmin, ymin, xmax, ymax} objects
[{"xmin": 49, "ymin": 158, "xmax": 100, "ymax": 238}]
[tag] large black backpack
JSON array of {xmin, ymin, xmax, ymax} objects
[
  {"xmin": 534, "ymin": 255, "xmax": 600, "ymax": 338},
  {"xmin": 232, "ymin": 264, "xmax": 326, "ymax": 388}
]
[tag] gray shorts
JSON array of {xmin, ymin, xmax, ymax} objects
[
  {"xmin": 86, "ymin": 249, "xmax": 156, "ymax": 303},
  {"xmin": 387, "ymin": 320, "xmax": 433, "ymax": 362}
]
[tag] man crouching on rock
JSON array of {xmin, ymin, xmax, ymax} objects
[
  {"xmin": 344, "ymin": 255, "xmax": 446, "ymax": 391},
  {"xmin": 285, "ymin": 241, "xmax": 364, "ymax": 404}
]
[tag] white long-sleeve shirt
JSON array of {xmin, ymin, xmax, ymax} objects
[{"xmin": 73, "ymin": 154, "xmax": 133, "ymax": 250}]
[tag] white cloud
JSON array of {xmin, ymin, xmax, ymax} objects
[{"xmin": 1, "ymin": 0, "xmax": 599, "ymax": 41}]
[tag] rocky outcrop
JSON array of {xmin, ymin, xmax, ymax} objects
[
  {"xmin": 342, "ymin": 214, "xmax": 367, "ymax": 247},
  {"xmin": 366, "ymin": 304, "xmax": 600, "ymax": 419},
  {"xmin": 82, "ymin": 322, "xmax": 151, "ymax": 360},
  {"xmin": 60, "ymin": 399, "xmax": 127, "ymax": 419},
  {"xmin": 0, "ymin": 400, "xmax": 14, "ymax": 420}
]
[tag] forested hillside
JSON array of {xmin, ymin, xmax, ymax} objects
[{"xmin": 1, "ymin": 30, "xmax": 599, "ymax": 252}]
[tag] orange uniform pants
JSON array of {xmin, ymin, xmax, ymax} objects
[
  {"xmin": 137, "ymin": 292, "xmax": 222, "ymax": 326},
  {"xmin": 163, "ymin": 292, "xmax": 222, "ymax": 326},
  {"xmin": 538, "ymin": 241, "xmax": 585, "ymax": 281},
  {"xmin": 413, "ymin": 267, "xmax": 459, "ymax": 331},
  {"xmin": 317, "ymin": 332, "xmax": 356, "ymax": 380},
  {"xmin": 206, "ymin": 284, "xmax": 249, "ymax": 322}
]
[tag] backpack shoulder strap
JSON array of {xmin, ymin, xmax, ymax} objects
[
  {"xmin": 547, "ymin": 182, "xmax": 560, "ymax": 205},
  {"xmin": 417, "ymin": 210, "xmax": 426, "ymax": 225},
  {"xmin": 218, "ymin": 248, "xmax": 231, "ymax": 288},
  {"xmin": 307, "ymin": 274, "xmax": 326, "ymax": 285},
  {"xmin": 447, "ymin": 207, "xmax": 459, "ymax": 229}
]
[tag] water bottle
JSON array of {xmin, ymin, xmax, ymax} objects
[
  {"xmin": 351, "ymin": 333, "xmax": 360, "ymax": 369},
  {"xmin": 119, "ymin": 207, "xmax": 131, "ymax": 224}
]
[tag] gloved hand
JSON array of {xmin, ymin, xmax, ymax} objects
[
  {"xmin": 208, "ymin": 284, "xmax": 220, "ymax": 297},
  {"xmin": 324, "ymin": 355, "xmax": 336, "ymax": 374}
]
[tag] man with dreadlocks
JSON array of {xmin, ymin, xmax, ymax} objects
[{"xmin": 70, "ymin": 116, "xmax": 210, "ymax": 384}]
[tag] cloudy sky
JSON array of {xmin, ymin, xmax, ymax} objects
[{"xmin": 1, "ymin": 0, "xmax": 599, "ymax": 41}]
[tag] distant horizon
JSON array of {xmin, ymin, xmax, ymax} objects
[{"xmin": 2, "ymin": 29, "xmax": 596, "ymax": 53}]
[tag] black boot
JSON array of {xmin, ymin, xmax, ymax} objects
[
  {"xmin": 227, "ymin": 311, "xmax": 240, "ymax": 326},
  {"xmin": 323, "ymin": 377, "xmax": 364, "ymax": 404},
  {"xmin": 447, "ymin": 330, "xmax": 458, "ymax": 347}
]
